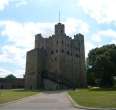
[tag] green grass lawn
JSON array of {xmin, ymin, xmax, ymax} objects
[
  {"xmin": 69, "ymin": 88, "xmax": 116, "ymax": 108},
  {"xmin": 0, "ymin": 89, "xmax": 39, "ymax": 104}
]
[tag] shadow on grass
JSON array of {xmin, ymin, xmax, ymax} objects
[{"xmin": 89, "ymin": 87, "xmax": 116, "ymax": 91}]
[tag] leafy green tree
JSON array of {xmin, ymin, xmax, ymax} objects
[
  {"xmin": 87, "ymin": 69, "xmax": 96, "ymax": 86},
  {"xmin": 95, "ymin": 54, "xmax": 114, "ymax": 87},
  {"xmin": 87, "ymin": 44, "xmax": 116, "ymax": 87},
  {"xmin": 5, "ymin": 74, "xmax": 16, "ymax": 81}
]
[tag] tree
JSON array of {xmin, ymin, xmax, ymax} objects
[
  {"xmin": 87, "ymin": 44, "xmax": 116, "ymax": 87},
  {"xmin": 95, "ymin": 54, "xmax": 114, "ymax": 87},
  {"xmin": 87, "ymin": 69, "xmax": 96, "ymax": 86},
  {"xmin": 5, "ymin": 74, "xmax": 16, "ymax": 81}
]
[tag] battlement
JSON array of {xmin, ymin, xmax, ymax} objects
[{"xmin": 25, "ymin": 22, "xmax": 87, "ymax": 90}]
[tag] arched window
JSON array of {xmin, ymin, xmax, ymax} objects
[
  {"xmin": 62, "ymin": 40, "xmax": 64, "ymax": 44},
  {"xmin": 57, "ymin": 40, "xmax": 58, "ymax": 44},
  {"xmin": 61, "ymin": 49, "xmax": 64, "ymax": 53},
  {"xmin": 55, "ymin": 57, "xmax": 57, "ymax": 61},
  {"xmin": 76, "ymin": 54, "xmax": 78, "ymax": 58},
  {"xmin": 67, "ymin": 51, "xmax": 70, "ymax": 55},
  {"xmin": 56, "ymin": 49, "xmax": 58, "ymax": 53},
  {"xmin": 51, "ymin": 50, "xmax": 54, "ymax": 54}
]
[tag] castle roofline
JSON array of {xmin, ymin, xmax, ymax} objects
[
  {"xmin": 55, "ymin": 22, "xmax": 65, "ymax": 35},
  {"xmin": 55, "ymin": 22, "xmax": 64, "ymax": 25}
]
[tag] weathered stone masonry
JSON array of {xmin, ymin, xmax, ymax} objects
[{"xmin": 25, "ymin": 22, "xmax": 87, "ymax": 90}]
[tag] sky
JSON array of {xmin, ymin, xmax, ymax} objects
[{"xmin": 0, "ymin": 0, "xmax": 116, "ymax": 78}]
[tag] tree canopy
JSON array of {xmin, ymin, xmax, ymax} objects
[
  {"xmin": 87, "ymin": 44, "xmax": 116, "ymax": 87},
  {"xmin": 5, "ymin": 74, "xmax": 16, "ymax": 81}
]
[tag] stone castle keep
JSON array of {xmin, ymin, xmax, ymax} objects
[{"xmin": 25, "ymin": 22, "xmax": 87, "ymax": 90}]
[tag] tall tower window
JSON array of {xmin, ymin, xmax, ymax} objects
[
  {"xmin": 76, "ymin": 54, "xmax": 79, "ymax": 58},
  {"xmin": 61, "ymin": 49, "xmax": 64, "ymax": 53},
  {"xmin": 67, "ymin": 51, "xmax": 70, "ymax": 55},
  {"xmin": 56, "ymin": 49, "xmax": 58, "ymax": 53},
  {"xmin": 62, "ymin": 40, "xmax": 64, "ymax": 44},
  {"xmin": 55, "ymin": 57, "xmax": 57, "ymax": 61},
  {"xmin": 51, "ymin": 50, "xmax": 54, "ymax": 54},
  {"xmin": 67, "ymin": 44, "xmax": 69, "ymax": 47}
]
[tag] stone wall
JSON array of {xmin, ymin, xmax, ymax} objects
[
  {"xmin": 25, "ymin": 22, "xmax": 87, "ymax": 89},
  {"xmin": 0, "ymin": 78, "xmax": 24, "ymax": 89}
]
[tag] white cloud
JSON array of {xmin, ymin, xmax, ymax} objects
[
  {"xmin": 92, "ymin": 34, "xmax": 102, "ymax": 43},
  {"xmin": 0, "ymin": 68, "xmax": 12, "ymax": 78},
  {"xmin": 91, "ymin": 29, "xmax": 116, "ymax": 48},
  {"xmin": 110, "ymin": 40, "xmax": 116, "ymax": 44},
  {"xmin": 0, "ymin": 0, "xmax": 30, "ymax": 11},
  {"xmin": 15, "ymin": 0, "xmax": 28, "ymax": 7},
  {"xmin": 86, "ymin": 29, "xmax": 116, "ymax": 57},
  {"xmin": 0, "ymin": 45, "xmax": 26, "ymax": 66},
  {"xmin": 65, "ymin": 18, "xmax": 90, "ymax": 36},
  {"xmin": 92, "ymin": 29, "xmax": 116, "ymax": 40},
  {"xmin": 79, "ymin": 0, "xmax": 116, "ymax": 23},
  {"xmin": 85, "ymin": 41, "xmax": 95, "ymax": 57},
  {"xmin": 0, "ymin": 18, "xmax": 90, "ymax": 77},
  {"xmin": 98, "ymin": 29, "xmax": 116, "ymax": 39},
  {"xmin": 0, "ymin": 67, "xmax": 24, "ymax": 78},
  {"xmin": 0, "ymin": 0, "xmax": 9, "ymax": 11},
  {"xmin": 0, "ymin": 21, "xmax": 54, "ymax": 49}
]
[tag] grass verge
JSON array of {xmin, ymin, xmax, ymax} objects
[
  {"xmin": 0, "ymin": 89, "xmax": 39, "ymax": 104},
  {"xmin": 69, "ymin": 88, "xmax": 116, "ymax": 108}
]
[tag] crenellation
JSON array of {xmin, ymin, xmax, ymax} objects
[{"xmin": 25, "ymin": 22, "xmax": 87, "ymax": 90}]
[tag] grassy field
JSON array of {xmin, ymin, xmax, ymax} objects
[
  {"xmin": 0, "ymin": 89, "xmax": 39, "ymax": 104},
  {"xmin": 69, "ymin": 88, "xmax": 116, "ymax": 108}
]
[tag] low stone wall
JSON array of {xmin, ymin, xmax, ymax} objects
[{"xmin": 0, "ymin": 78, "xmax": 24, "ymax": 89}]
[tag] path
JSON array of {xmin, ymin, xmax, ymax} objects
[{"xmin": 0, "ymin": 91, "xmax": 84, "ymax": 110}]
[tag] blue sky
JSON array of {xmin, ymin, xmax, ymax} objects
[{"xmin": 0, "ymin": 0, "xmax": 116, "ymax": 78}]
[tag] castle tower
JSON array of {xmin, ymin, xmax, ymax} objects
[
  {"xmin": 25, "ymin": 21, "xmax": 87, "ymax": 90},
  {"xmin": 55, "ymin": 23, "xmax": 65, "ymax": 36}
]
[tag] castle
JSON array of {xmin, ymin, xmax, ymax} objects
[{"xmin": 25, "ymin": 22, "xmax": 87, "ymax": 90}]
